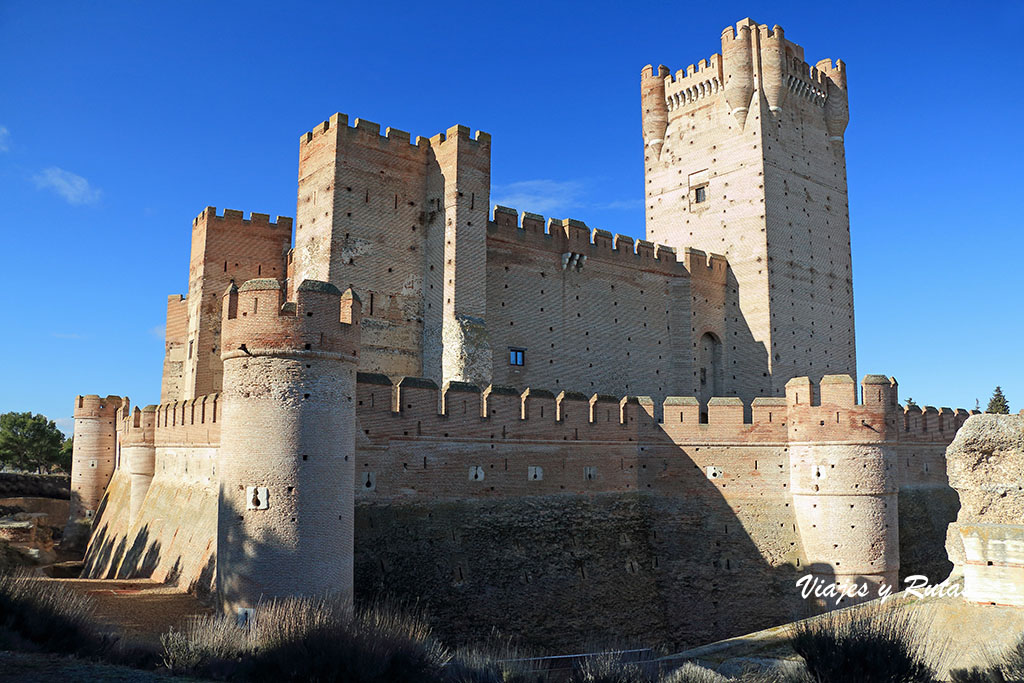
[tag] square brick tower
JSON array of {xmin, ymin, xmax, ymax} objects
[{"xmin": 642, "ymin": 18, "xmax": 855, "ymax": 399}]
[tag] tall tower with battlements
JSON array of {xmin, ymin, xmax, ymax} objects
[
  {"xmin": 642, "ymin": 18, "xmax": 855, "ymax": 401},
  {"xmin": 291, "ymin": 115, "xmax": 492, "ymax": 388}
]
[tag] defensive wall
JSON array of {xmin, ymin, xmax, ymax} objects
[{"xmin": 80, "ymin": 370, "xmax": 970, "ymax": 649}]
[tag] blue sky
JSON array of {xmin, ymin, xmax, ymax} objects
[{"xmin": 1, "ymin": 1, "xmax": 1021, "ymax": 433}]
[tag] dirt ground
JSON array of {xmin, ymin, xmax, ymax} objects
[{"xmin": 37, "ymin": 578, "xmax": 214, "ymax": 647}]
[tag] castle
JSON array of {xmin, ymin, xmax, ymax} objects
[{"xmin": 69, "ymin": 19, "xmax": 974, "ymax": 649}]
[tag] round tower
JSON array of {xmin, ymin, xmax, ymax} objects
[
  {"xmin": 786, "ymin": 374, "xmax": 901, "ymax": 603},
  {"xmin": 122, "ymin": 405, "xmax": 157, "ymax": 523},
  {"xmin": 217, "ymin": 278, "xmax": 361, "ymax": 615},
  {"xmin": 67, "ymin": 394, "xmax": 121, "ymax": 523},
  {"xmin": 721, "ymin": 20, "xmax": 755, "ymax": 127}
]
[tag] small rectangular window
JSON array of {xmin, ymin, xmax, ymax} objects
[
  {"xmin": 694, "ymin": 186, "xmax": 706, "ymax": 203},
  {"xmin": 509, "ymin": 348, "xmax": 525, "ymax": 366}
]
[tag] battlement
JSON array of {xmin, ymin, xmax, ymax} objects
[
  {"xmin": 192, "ymin": 206, "xmax": 293, "ymax": 231},
  {"xmin": 152, "ymin": 394, "xmax": 221, "ymax": 447},
  {"xmin": 683, "ymin": 247, "xmax": 728, "ymax": 283},
  {"xmin": 221, "ymin": 278, "xmax": 361, "ymax": 359},
  {"xmin": 354, "ymin": 374, "xmax": 977, "ymax": 450},
  {"xmin": 784, "ymin": 375, "xmax": 901, "ymax": 443},
  {"xmin": 299, "ymin": 112, "xmax": 489, "ymax": 150},
  {"xmin": 74, "ymin": 394, "xmax": 122, "ymax": 419},
  {"xmin": 720, "ymin": 17, "xmax": 758, "ymax": 42},
  {"xmin": 663, "ymin": 54, "xmax": 723, "ymax": 113},
  {"xmin": 489, "ymin": 205, "xmax": 691, "ymax": 275},
  {"xmin": 353, "ymin": 374, "xmax": 963, "ymax": 447},
  {"xmin": 901, "ymin": 405, "xmax": 978, "ymax": 441},
  {"xmin": 640, "ymin": 64, "xmax": 670, "ymax": 81},
  {"xmin": 119, "ymin": 405, "xmax": 157, "ymax": 448}
]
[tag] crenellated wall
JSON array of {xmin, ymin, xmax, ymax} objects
[
  {"xmin": 79, "ymin": 368, "xmax": 969, "ymax": 649},
  {"xmin": 82, "ymin": 394, "xmax": 219, "ymax": 594}
]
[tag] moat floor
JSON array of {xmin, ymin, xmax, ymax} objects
[{"xmin": 38, "ymin": 578, "xmax": 213, "ymax": 647}]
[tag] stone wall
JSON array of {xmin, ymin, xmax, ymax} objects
[
  {"xmin": 945, "ymin": 413, "xmax": 1024, "ymax": 605},
  {"xmin": 83, "ymin": 447, "xmax": 218, "ymax": 595}
]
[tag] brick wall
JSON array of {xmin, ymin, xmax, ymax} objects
[{"xmin": 176, "ymin": 208, "xmax": 291, "ymax": 400}]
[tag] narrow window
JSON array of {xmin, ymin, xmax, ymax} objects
[
  {"xmin": 188, "ymin": 340, "xmax": 193, "ymax": 359},
  {"xmin": 694, "ymin": 186, "xmax": 707, "ymax": 203},
  {"xmin": 509, "ymin": 348, "xmax": 525, "ymax": 366}
]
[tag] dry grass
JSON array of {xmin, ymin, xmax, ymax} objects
[
  {"xmin": 0, "ymin": 569, "xmax": 102, "ymax": 655},
  {"xmin": 788, "ymin": 604, "xmax": 938, "ymax": 683},
  {"xmin": 161, "ymin": 595, "xmax": 451, "ymax": 682}
]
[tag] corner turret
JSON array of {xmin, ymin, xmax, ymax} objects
[
  {"xmin": 641, "ymin": 64, "xmax": 670, "ymax": 159},
  {"xmin": 721, "ymin": 19, "xmax": 756, "ymax": 127}
]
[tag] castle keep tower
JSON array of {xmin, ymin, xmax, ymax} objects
[
  {"xmin": 787, "ymin": 375, "xmax": 900, "ymax": 596},
  {"xmin": 642, "ymin": 19, "xmax": 855, "ymax": 402},
  {"xmin": 67, "ymin": 394, "xmax": 121, "ymax": 525},
  {"xmin": 217, "ymin": 278, "xmax": 361, "ymax": 614}
]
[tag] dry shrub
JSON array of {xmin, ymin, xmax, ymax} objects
[
  {"xmin": 0, "ymin": 569, "xmax": 106, "ymax": 656},
  {"xmin": 789, "ymin": 604, "xmax": 937, "ymax": 683},
  {"xmin": 162, "ymin": 595, "xmax": 450, "ymax": 682},
  {"xmin": 569, "ymin": 652, "xmax": 655, "ymax": 683},
  {"xmin": 661, "ymin": 662, "xmax": 729, "ymax": 683},
  {"xmin": 445, "ymin": 637, "xmax": 546, "ymax": 683}
]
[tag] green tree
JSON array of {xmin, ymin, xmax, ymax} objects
[
  {"xmin": 57, "ymin": 436, "xmax": 74, "ymax": 473},
  {"xmin": 0, "ymin": 412, "xmax": 66, "ymax": 473},
  {"xmin": 987, "ymin": 386, "xmax": 1010, "ymax": 414},
  {"xmin": 904, "ymin": 398, "xmax": 919, "ymax": 409}
]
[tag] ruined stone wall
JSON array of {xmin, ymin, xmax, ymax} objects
[
  {"xmin": 895, "ymin": 406, "xmax": 972, "ymax": 583},
  {"xmin": 944, "ymin": 413, "xmax": 1024, "ymax": 605}
]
